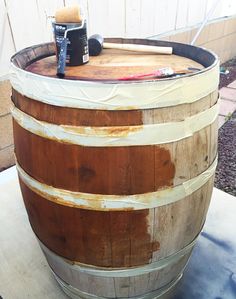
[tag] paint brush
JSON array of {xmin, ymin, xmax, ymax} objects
[{"xmin": 118, "ymin": 67, "xmax": 194, "ymax": 81}]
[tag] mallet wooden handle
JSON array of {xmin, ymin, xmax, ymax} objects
[{"xmin": 103, "ymin": 42, "xmax": 173, "ymax": 55}]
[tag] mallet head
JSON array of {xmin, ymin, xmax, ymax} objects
[{"xmin": 88, "ymin": 34, "xmax": 104, "ymax": 56}]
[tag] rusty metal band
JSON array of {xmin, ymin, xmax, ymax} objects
[
  {"xmin": 11, "ymin": 103, "xmax": 219, "ymax": 146},
  {"xmin": 38, "ymin": 235, "xmax": 195, "ymax": 277},
  {"xmin": 16, "ymin": 157, "xmax": 217, "ymax": 211},
  {"xmin": 54, "ymin": 272, "xmax": 182, "ymax": 299}
]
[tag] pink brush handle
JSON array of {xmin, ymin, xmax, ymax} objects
[{"xmin": 118, "ymin": 68, "xmax": 174, "ymax": 81}]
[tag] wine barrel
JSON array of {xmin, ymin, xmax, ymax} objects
[{"xmin": 10, "ymin": 39, "xmax": 219, "ymax": 299}]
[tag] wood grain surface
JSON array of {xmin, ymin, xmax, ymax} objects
[
  {"xmin": 14, "ymin": 120, "xmax": 175, "ymax": 195},
  {"xmin": 13, "ymin": 115, "xmax": 217, "ymax": 195},
  {"xmin": 12, "ymin": 89, "xmax": 218, "ymax": 127},
  {"xmin": 19, "ymin": 176, "xmax": 214, "ymax": 267},
  {"xmin": 25, "ymin": 49, "xmax": 203, "ymax": 80}
]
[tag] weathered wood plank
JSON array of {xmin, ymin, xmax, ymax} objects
[{"xmin": 12, "ymin": 90, "xmax": 217, "ymax": 127}]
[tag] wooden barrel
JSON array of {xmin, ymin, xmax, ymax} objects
[{"xmin": 10, "ymin": 38, "xmax": 219, "ymax": 299}]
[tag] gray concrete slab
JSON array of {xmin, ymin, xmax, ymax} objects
[{"xmin": 0, "ymin": 166, "xmax": 68, "ymax": 299}]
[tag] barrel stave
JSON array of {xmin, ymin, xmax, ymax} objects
[{"xmin": 19, "ymin": 176, "xmax": 214, "ymax": 268}]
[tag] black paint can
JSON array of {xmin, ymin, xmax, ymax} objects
[{"xmin": 52, "ymin": 21, "xmax": 89, "ymax": 66}]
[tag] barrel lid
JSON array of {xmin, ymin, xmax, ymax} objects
[
  {"xmin": 10, "ymin": 39, "xmax": 219, "ymax": 110},
  {"xmin": 26, "ymin": 49, "xmax": 204, "ymax": 81},
  {"xmin": 11, "ymin": 38, "xmax": 218, "ymax": 83}
]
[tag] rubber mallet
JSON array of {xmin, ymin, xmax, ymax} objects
[{"xmin": 88, "ymin": 34, "xmax": 173, "ymax": 56}]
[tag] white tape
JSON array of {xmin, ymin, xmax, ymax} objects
[
  {"xmin": 16, "ymin": 157, "xmax": 217, "ymax": 211},
  {"xmin": 10, "ymin": 62, "xmax": 219, "ymax": 110},
  {"xmin": 12, "ymin": 103, "xmax": 219, "ymax": 147}
]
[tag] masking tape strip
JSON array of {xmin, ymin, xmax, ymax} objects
[
  {"xmin": 11, "ymin": 103, "xmax": 219, "ymax": 147},
  {"xmin": 10, "ymin": 62, "xmax": 219, "ymax": 110},
  {"xmin": 39, "ymin": 235, "xmax": 195, "ymax": 277},
  {"xmin": 16, "ymin": 157, "xmax": 217, "ymax": 211},
  {"xmin": 54, "ymin": 272, "xmax": 183, "ymax": 299}
]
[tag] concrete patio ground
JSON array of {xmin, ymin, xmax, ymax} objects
[{"xmin": 219, "ymin": 79, "xmax": 236, "ymax": 127}]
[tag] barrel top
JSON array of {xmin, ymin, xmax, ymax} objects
[
  {"xmin": 25, "ymin": 49, "xmax": 203, "ymax": 81},
  {"xmin": 10, "ymin": 39, "xmax": 219, "ymax": 110},
  {"xmin": 11, "ymin": 38, "xmax": 218, "ymax": 83}
]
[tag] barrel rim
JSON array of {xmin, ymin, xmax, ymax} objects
[{"xmin": 10, "ymin": 38, "xmax": 219, "ymax": 85}]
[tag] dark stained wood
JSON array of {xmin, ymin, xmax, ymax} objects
[
  {"xmin": 12, "ymin": 89, "xmax": 218, "ymax": 127},
  {"xmin": 12, "ymin": 89, "xmax": 144, "ymax": 127},
  {"xmin": 20, "ymin": 179, "xmax": 158, "ymax": 267},
  {"xmin": 19, "ymin": 176, "xmax": 214, "ymax": 268},
  {"xmin": 25, "ymin": 50, "xmax": 203, "ymax": 81},
  {"xmin": 13, "ymin": 121, "xmax": 175, "ymax": 195},
  {"xmin": 155, "ymin": 148, "xmax": 176, "ymax": 188}
]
